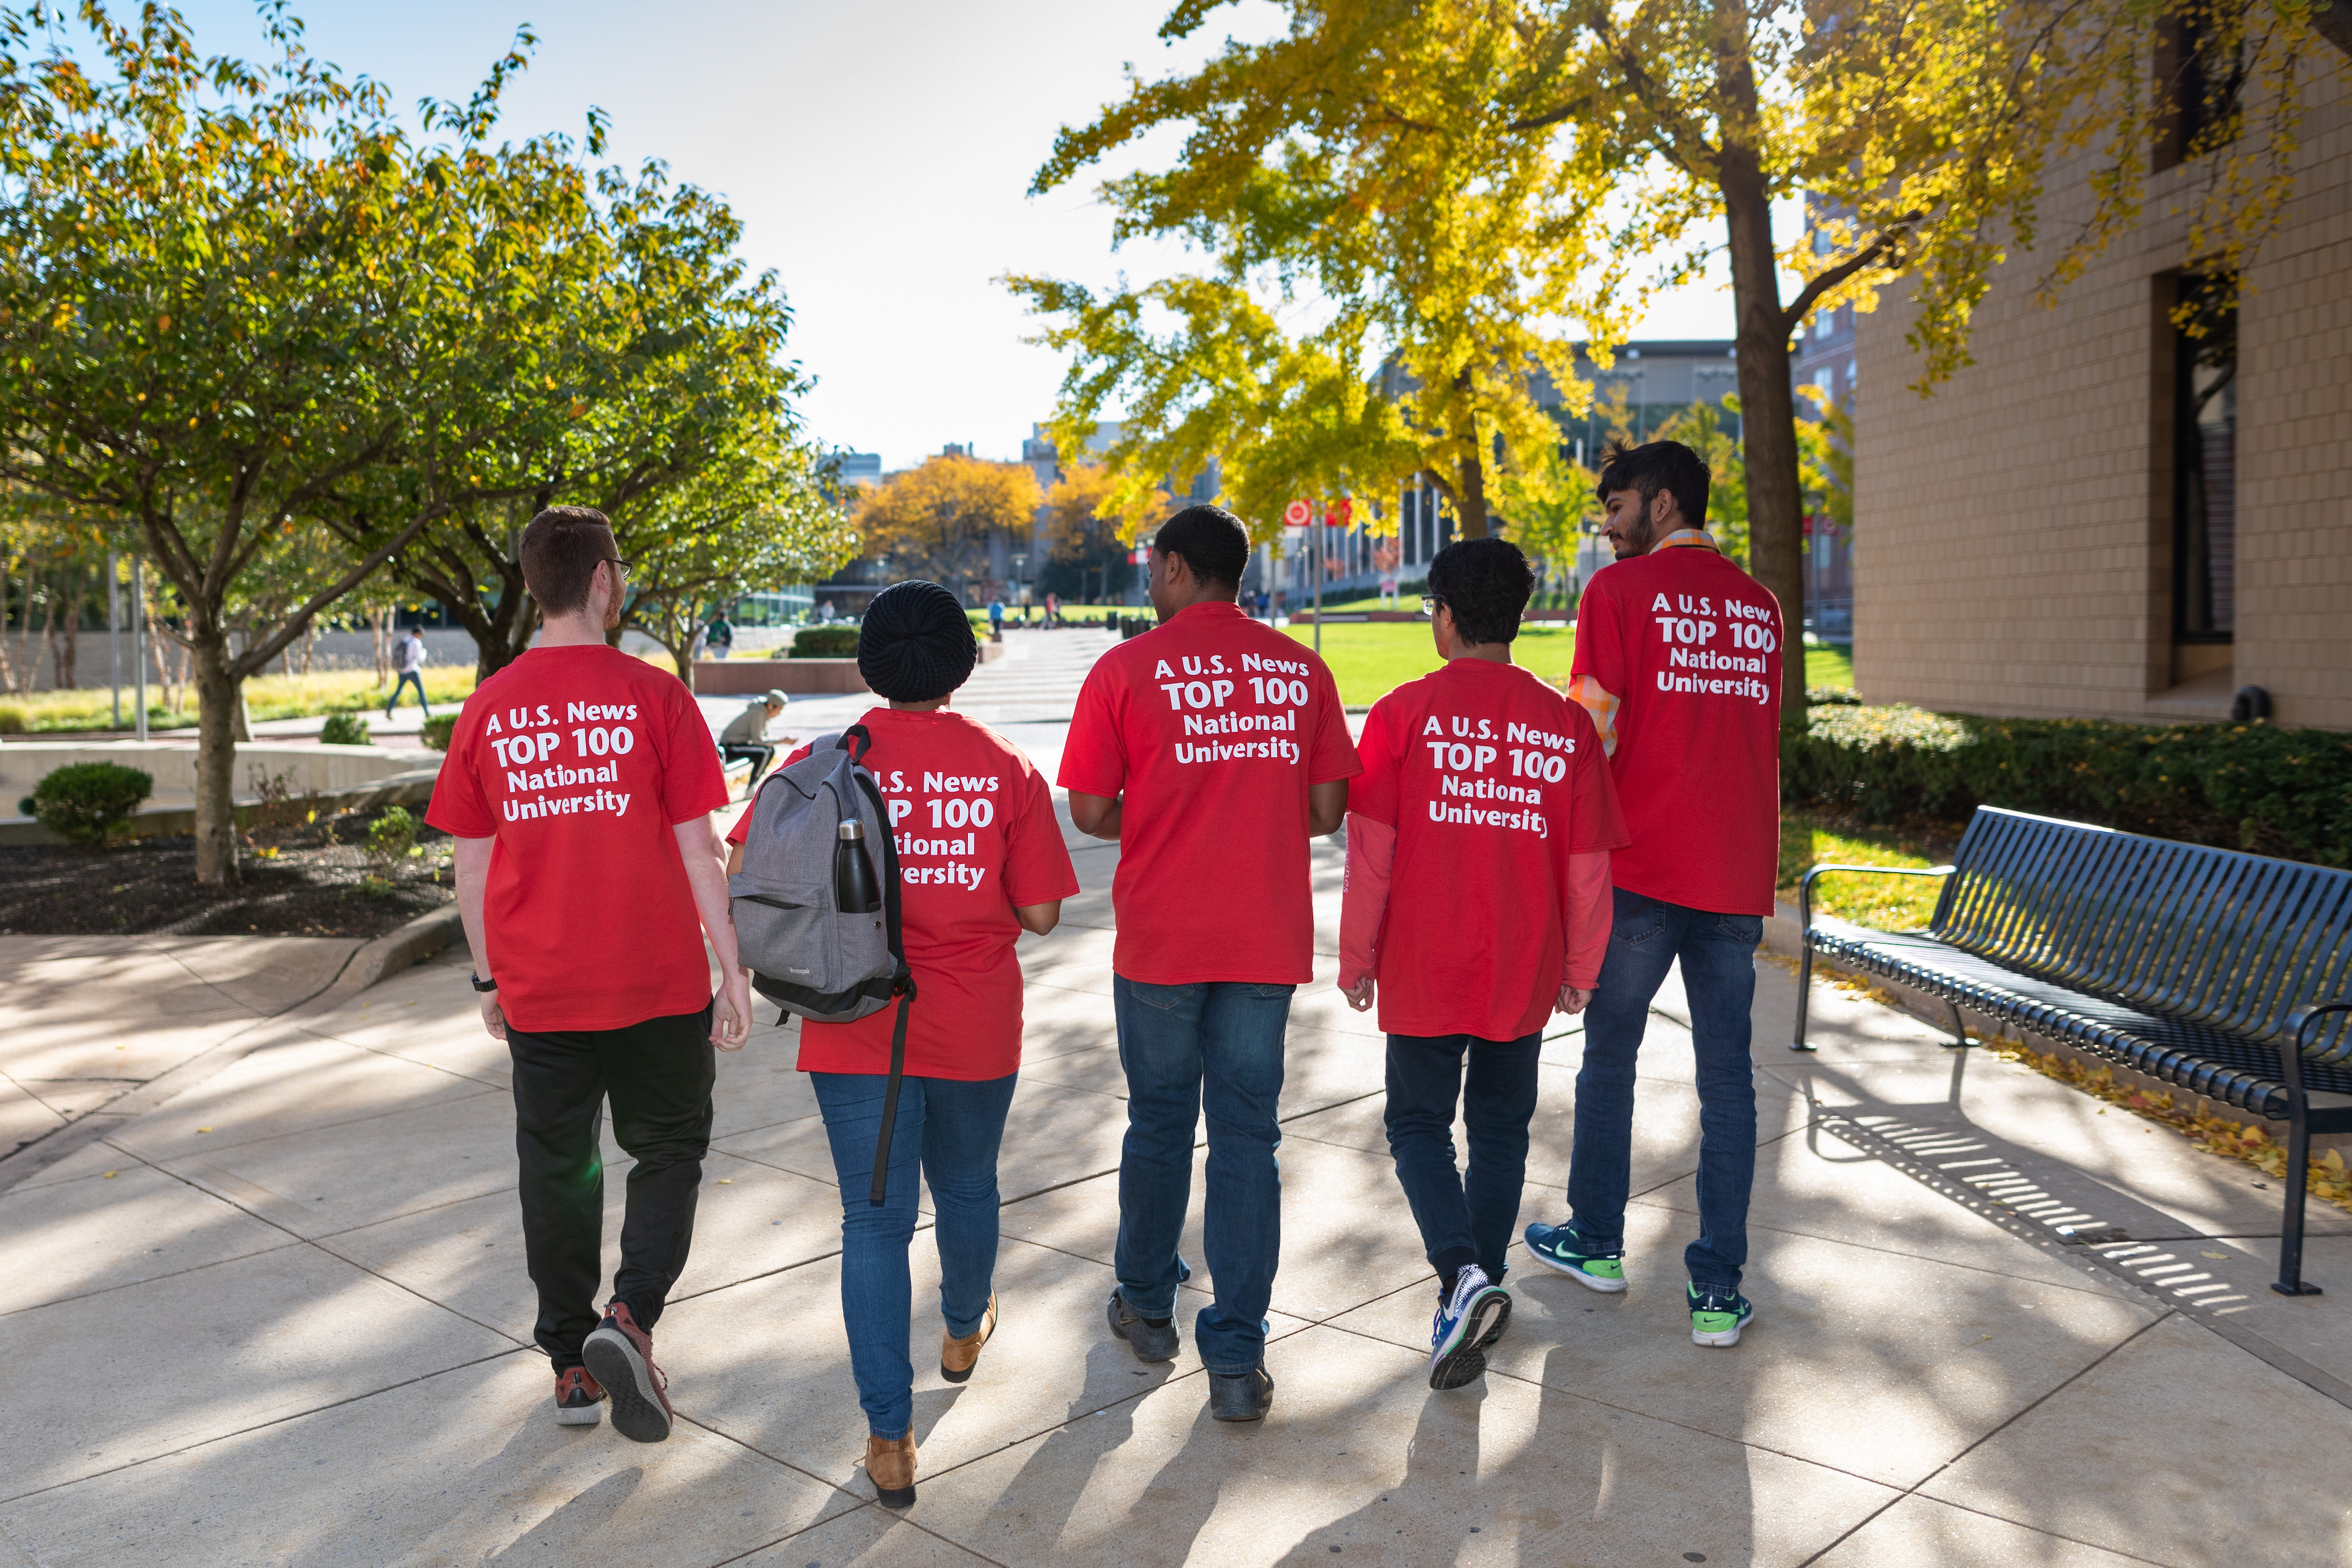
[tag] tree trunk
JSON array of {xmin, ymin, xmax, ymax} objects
[
  {"xmin": 1455, "ymin": 444, "xmax": 1491, "ymax": 539},
  {"xmin": 191, "ymin": 626, "xmax": 242, "ymax": 885},
  {"xmin": 1718, "ymin": 152, "xmax": 1806, "ymax": 727},
  {"xmin": 0, "ymin": 556, "xmax": 15, "ymax": 696}
]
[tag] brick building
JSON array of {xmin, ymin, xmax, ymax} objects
[{"xmin": 1852, "ymin": 63, "xmax": 2351, "ymax": 726}]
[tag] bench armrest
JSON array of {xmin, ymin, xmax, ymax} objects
[
  {"xmin": 2287, "ymin": 1001, "xmax": 2352, "ymax": 1058},
  {"xmin": 1798, "ymin": 862, "xmax": 1956, "ymax": 931}
]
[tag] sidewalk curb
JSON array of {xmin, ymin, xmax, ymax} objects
[{"xmin": 0, "ymin": 903, "xmax": 466, "ymax": 1196}]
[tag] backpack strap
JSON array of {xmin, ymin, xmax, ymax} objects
[{"xmin": 853, "ymin": 760, "xmax": 916, "ymax": 1206}]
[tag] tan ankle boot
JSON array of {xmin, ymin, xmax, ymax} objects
[
  {"xmin": 940, "ymin": 1292, "xmax": 999, "ymax": 1384},
  {"xmin": 866, "ymin": 1433, "xmax": 917, "ymax": 1507}
]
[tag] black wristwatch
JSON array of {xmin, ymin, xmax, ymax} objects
[{"xmin": 470, "ymin": 972, "xmax": 499, "ymax": 993}]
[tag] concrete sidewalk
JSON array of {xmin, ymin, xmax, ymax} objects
[{"xmin": 4, "ymin": 808, "xmax": 2350, "ymax": 1565}]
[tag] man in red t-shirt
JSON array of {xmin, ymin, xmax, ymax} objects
[
  {"xmin": 1060, "ymin": 504, "xmax": 1360, "ymax": 1422},
  {"xmin": 1338, "ymin": 537, "xmax": 1626, "ymax": 1392},
  {"xmin": 726, "ymin": 581, "xmax": 1076, "ymax": 1507},
  {"xmin": 1523, "ymin": 440, "xmax": 1784, "ymax": 1350},
  {"xmin": 427, "ymin": 506, "xmax": 753, "ymax": 1443}
]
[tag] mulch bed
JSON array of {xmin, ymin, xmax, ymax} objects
[{"xmin": 0, "ymin": 811, "xmax": 456, "ymax": 938}]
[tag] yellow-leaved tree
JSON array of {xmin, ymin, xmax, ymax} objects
[
  {"xmin": 1011, "ymin": 3, "xmax": 1641, "ymax": 541},
  {"xmin": 855, "ymin": 454, "xmax": 1043, "ymax": 601}
]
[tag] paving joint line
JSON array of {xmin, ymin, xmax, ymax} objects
[
  {"xmin": 1799, "ymin": 1103, "xmax": 2352, "ymax": 1410},
  {"xmin": 0, "ymin": 1345, "xmax": 533, "ymax": 1509},
  {"xmin": 1795, "ymin": 1312, "xmax": 2179, "ymax": 1568}
]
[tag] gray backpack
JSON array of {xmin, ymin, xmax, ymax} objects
[{"xmin": 729, "ymin": 724, "xmax": 913, "ymax": 1202}]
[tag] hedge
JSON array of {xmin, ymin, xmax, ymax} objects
[
  {"xmin": 30, "ymin": 761, "xmax": 153, "ymax": 847},
  {"xmin": 786, "ymin": 625, "xmax": 861, "ymax": 658},
  {"xmin": 1786, "ymin": 704, "xmax": 2352, "ymax": 868}
]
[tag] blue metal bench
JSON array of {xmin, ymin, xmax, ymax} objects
[{"xmin": 1795, "ymin": 805, "xmax": 2352, "ymax": 1296}]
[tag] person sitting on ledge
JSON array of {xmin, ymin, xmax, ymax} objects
[{"xmin": 717, "ymin": 690, "xmax": 787, "ymax": 786}]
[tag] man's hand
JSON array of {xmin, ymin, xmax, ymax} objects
[
  {"xmin": 713, "ymin": 969, "xmax": 753, "ymax": 1051},
  {"xmin": 1342, "ymin": 975, "xmax": 1375, "ymax": 1012},
  {"xmin": 1556, "ymin": 984, "xmax": 1593, "ymax": 1016},
  {"xmin": 478, "ymin": 989, "xmax": 508, "ymax": 1041}
]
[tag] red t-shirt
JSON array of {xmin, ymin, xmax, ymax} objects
[
  {"xmin": 1572, "ymin": 543, "xmax": 1784, "ymax": 915},
  {"xmin": 729, "ymin": 708, "xmax": 1078, "ymax": 1080},
  {"xmin": 425, "ymin": 644, "xmax": 729, "ymax": 1032},
  {"xmin": 1352, "ymin": 658, "xmax": 1629, "ymax": 1040},
  {"xmin": 1058, "ymin": 599, "xmax": 1361, "ymax": 984}
]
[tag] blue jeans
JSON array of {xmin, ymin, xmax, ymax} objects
[
  {"xmin": 1565, "ymin": 888, "xmax": 1762, "ymax": 1292},
  {"xmin": 1384, "ymin": 1031, "xmax": 1540, "ymax": 1286},
  {"xmin": 385, "ymin": 670, "xmax": 428, "ymax": 714},
  {"xmin": 810, "ymin": 1069, "xmax": 1017, "ymax": 1439},
  {"xmin": 1111, "ymin": 975, "xmax": 1294, "ymax": 1375}
]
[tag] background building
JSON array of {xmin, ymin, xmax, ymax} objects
[{"xmin": 1852, "ymin": 66, "xmax": 2350, "ymax": 726}]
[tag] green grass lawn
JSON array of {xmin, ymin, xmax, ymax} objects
[
  {"xmin": 1282, "ymin": 621, "xmax": 1855, "ymax": 707},
  {"xmin": 1805, "ymin": 641, "xmax": 1855, "ymax": 689}
]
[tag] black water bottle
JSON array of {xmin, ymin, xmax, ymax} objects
[{"xmin": 834, "ymin": 819, "xmax": 881, "ymax": 913}]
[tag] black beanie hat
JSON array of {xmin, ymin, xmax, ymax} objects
[{"xmin": 858, "ymin": 580, "xmax": 978, "ymax": 703}]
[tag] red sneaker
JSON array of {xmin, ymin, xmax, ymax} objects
[
  {"xmin": 582, "ymin": 1300, "xmax": 673, "ymax": 1443},
  {"xmin": 554, "ymin": 1365, "xmax": 605, "ymax": 1427}
]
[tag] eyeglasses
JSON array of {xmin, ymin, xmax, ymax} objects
[
  {"xmin": 600, "ymin": 556, "xmax": 630, "ymax": 580},
  {"xmin": 1420, "ymin": 596, "xmax": 1442, "ymax": 616}
]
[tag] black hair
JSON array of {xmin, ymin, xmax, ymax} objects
[
  {"xmin": 1426, "ymin": 537, "xmax": 1535, "ymax": 646},
  {"xmin": 1595, "ymin": 439, "xmax": 1710, "ymax": 530},
  {"xmin": 857, "ymin": 580, "xmax": 977, "ymax": 702},
  {"xmin": 1152, "ymin": 504, "xmax": 1250, "ymax": 591}
]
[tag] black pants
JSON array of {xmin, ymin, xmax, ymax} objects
[
  {"xmin": 720, "ymin": 742, "xmax": 776, "ymax": 787},
  {"xmin": 1382, "ymin": 1030, "xmax": 1541, "ymax": 1283},
  {"xmin": 508, "ymin": 1004, "xmax": 716, "ymax": 1369}
]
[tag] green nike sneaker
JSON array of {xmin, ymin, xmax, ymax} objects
[
  {"xmin": 1688, "ymin": 1284, "xmax": 1755, "ymax": 1348},
  {"xmin": 1522, "ymin": 1222, "xmax": 1626, "ymax": 1293}
]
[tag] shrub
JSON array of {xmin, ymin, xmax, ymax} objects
[
  {"xmin": 788, "ymin": 624, "xmax": 861, "ymax": 658},
  {"xmin": 365, "ymin": 805, "xmax": 419, "ymax": 875},
  {"xmin": 1785, "ymin": 704, "xmax": 2352, "ymax": 867},
  {"xmin": 319, "ymin": 712, "xmax": 372, "ymax": 746},
  {"xmin": 31, "ymin": 761, "xmax": 153, "ymax": 847},
  {"xmin": 420, "ymin": 713, "xmax": 458, "ymax": 751},
  {"xmin": 0, "ymin": 703, "xmax": 25, "ymax": 734}
]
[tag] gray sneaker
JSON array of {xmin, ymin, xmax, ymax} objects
[
  {"xmin": 1208, "ymin": 1365, "xmax": 1274, "ymax": 1422},
  {"xmin": 1106, "ymin": 1289, "xmax": 1179, "ymax": 1363}
]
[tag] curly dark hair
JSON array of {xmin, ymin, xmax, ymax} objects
[{"xmin": 1427, "ymin": 537, "xmax": 1535, "ymax": 646}]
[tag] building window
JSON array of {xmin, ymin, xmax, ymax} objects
[
  {"xmin": 2154, "ymin": 1, "xmax": 2245, "ymax": 173},
  {"xmin": 2172, "ymin": 275, "xmax": 2236, "ymax": 642}
]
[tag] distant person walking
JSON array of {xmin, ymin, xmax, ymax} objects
[
  {"xmin": 1339, "ymin": 538, "xmax": 1625, "ymax": 1390},
  {"xmin": 730, "ymin": 581, "xmax": 1077, "ymax": 1507},
  {"xmin": 705, "ymin": 612, "xmax": 734, "ymax": 660},
  {"xmin": 429, "ymin": 505, "xmax": 754, "ymax": 1441},
  {"xmin": 1523, "ymin": 440, "xmax": 1785, "ymax": 1349},
  {"xmin": 719, "ymin": 690, "xmax": 788, "ymax": 786},
  {"xmin": 987, "ymin": 596, "xmax": 1005, "ymax": 640},
  {"xmin": 385, "ymin": 627, "xmax": 429, "ymax": 717},
  {"xmin": 1044, "ymin": 591, "xmax": 1060, "ymax": 628},
  {"xmin": 1061, "ymin": 505, "xmax": 1361, "ymax": 1422}
]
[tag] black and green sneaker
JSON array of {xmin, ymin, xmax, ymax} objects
[
  {"xmin": 1688, "ymin": 1284, "xmax": 1754, "ymax": 1348},
  {"xmin": 1523, "ymin": 1222, "xmax": 1626, "ymax": 1293}
]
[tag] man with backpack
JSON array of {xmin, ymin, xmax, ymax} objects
[
  {"xmin": 1338, "ymin": 538, "xmax": 1625, "ymax": 1390},
  {"xmin": 386, "ymin": 627, "xmax": 429, "ymax": 717},
  {"xmin": 1061, "ymin": 504, "xmax": 1360, "ymax": 1423},
  {"xmin": 1523, "ymin": 439, "xmax": 1785, "ymax": 1349},
  {"xmin": 429, "ymin": 505, "xmax": 753, "ymax": 1443},
  {"xmin": 727, "ymin": 580, "xmax": 1077, "ymax": 1509}
]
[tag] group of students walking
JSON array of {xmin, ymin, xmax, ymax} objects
[{"xmin": 426, "ymin": 436, "xmax": 1784, "ymax": 1507}]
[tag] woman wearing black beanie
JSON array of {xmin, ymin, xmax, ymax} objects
[{"xmin": 726, "ymin": 580, "xmax": 1078, "ymax": 1507}]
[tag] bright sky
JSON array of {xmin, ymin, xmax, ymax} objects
[{"xmin": 166, "ymin": 0, "xmax": 1747, "ymax": 472}]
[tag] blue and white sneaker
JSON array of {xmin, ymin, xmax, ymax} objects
[
  {"xmin": 1688, "ymin": 1283, "xmax": 1755, "ymax": 1347},
  {"xmin": 1427, "ymin": 1265, "xmax": 1511, "ymax": 1390},
  {"xmin": 1524, "ymin": 1222, "xmax": 1626, "ymax": 1292}
]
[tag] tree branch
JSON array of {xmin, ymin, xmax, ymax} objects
[{"xmin": 1778, "ymin": 216, "xmax": 1918, "ymax": 333}]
